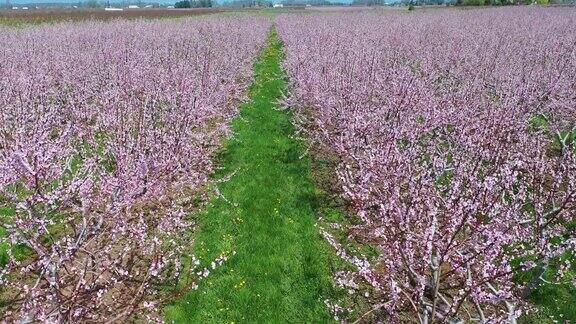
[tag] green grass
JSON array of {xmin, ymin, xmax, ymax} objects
[
  {"xmin": 520, "ymin": 281, "xmax": 576, "ymax": 323},
  {"xmin": 164, "ymin": 29, "xmax": 336, "ymax": 323},
  {"xmin": 0, "ymin": 207, "xmax": 16, "ymax": 266},
  {"xmin": 518, "ymin": 263, "xmax": 576, "ymax": 323}
]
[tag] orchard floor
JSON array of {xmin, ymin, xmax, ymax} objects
[{"xmin": 164, "ymin": 30, "xmax": 337, "ymax": 323}]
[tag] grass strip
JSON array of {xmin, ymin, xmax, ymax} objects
[{"xmin": 165, "ymin": 29, "xmax": 336, "ymax": 323}]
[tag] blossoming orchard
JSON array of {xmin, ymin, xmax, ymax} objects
[{"xmin": 0, "ymin": 5, "xmax": 574, "ymax": 324}]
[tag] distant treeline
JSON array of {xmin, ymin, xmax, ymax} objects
[{"xmin": 174, "ymin": 0, "xmax": 212, "ymax": 7}]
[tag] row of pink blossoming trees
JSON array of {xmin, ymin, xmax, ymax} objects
[
  {"xmin": 0, "ymin": 18, "xmax": 270, "ymax": 321},
  {"xmin": 278, "ymin": 7, "xmax": 575, "ymax": 323}
]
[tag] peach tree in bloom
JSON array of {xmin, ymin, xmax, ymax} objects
[
  {"xmin": 0, "ymin": 17, "xmax": 270, "ymax": 321},
  {"xmin": 278, "ymin": 8, "xmax": 576, "ymax": 322}
]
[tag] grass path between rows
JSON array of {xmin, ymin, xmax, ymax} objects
[{"xmin": 165, "ymin": 29, "xmax": 336, "ymax": 323}]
